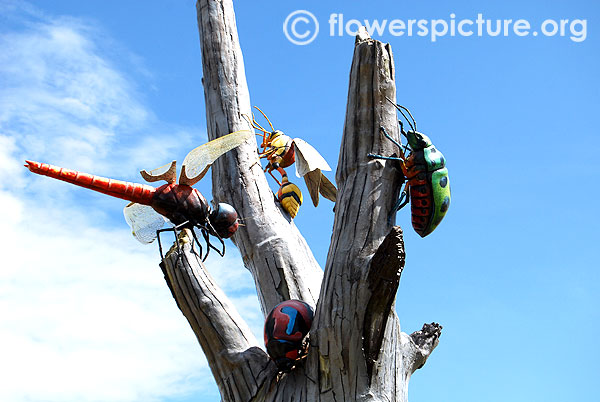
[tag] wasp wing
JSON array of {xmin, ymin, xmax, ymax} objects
[
  {"xmin": 293, "ymin": 138, "xmax": 331, "ymax": 178},
  {"xmin": 301, "ymin": 169, "xmax": 338, "ymax": 207},
  {"xmin": 302, "ymin": 169, "xmax": 322, "ymax": 207},
  {"xmin": 180, "ymin": 130, "xmax": 253, "ymax": 186},
  {"xmin": 293, "ymin": 138, "xmax": 336, "ymax": 207},
  {"xmin": 318, "ymin": 172, "xmax": 337, "ymax": 202},
  {"xmin": 123, "ymin": 203, "xmax": 167, "ymax": 244}
]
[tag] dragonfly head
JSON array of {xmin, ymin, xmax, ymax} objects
[{"xmin": 209, "ymin": 203, "xmax": 239, "ymax": 238}]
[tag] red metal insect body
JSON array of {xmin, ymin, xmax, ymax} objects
[{"xmin": 25, "ymin": 130, "xmax": 252, "ymax": 259}]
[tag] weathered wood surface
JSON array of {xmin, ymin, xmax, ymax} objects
[
  {"xmin": 309, "ymin": 30, "xmax": 409, "ymax": 401},
  {"xmin": 157, "ymin": 2, "xmax": 443, "ymax": 401},
  {"xmin": 160, "ymin": 232, "xmax": 277, "ymax": 399},
  {"xmin": 196, "ymin": 0, "xmax": 323, "ymax": 315}
]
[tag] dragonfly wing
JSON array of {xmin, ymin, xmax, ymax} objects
[
  {"xmin": 140, "ymin": 160, "xmax": 177, "ymax": 184},
  {"xmin": 123, "ymin": 203, "xmax": 167, "ymax": 244},
  {"xmin": 293, "ymin": 138, "xmax": 331, "ymax": 178},
  {"xmin": 180, "ymin": 130, "xmax": 254, "ymax": 186}
]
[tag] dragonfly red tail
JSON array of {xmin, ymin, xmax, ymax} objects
[{"xmin": 25, "ymin": 160, "xmax": 156, "ymax": 205}]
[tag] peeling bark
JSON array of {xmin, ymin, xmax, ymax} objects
[{"xmin": 364, "ymin": 226, "xmax": 406, "ymax": 380}]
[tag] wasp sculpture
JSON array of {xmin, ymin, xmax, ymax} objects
[
  {"xmin": 264, "ymin": 299, "xmax": 314, "ymax": 373},
  {"xmin": 368, "ymin": 98, "xmax": 450, "ymax": 237},
  {"xmin": 249, "ymin": 107, "xmax": 337, "ymax": 218},
  {"xmin": 25, "ymin": 130, "xmax": 253, "ymax": 259}
]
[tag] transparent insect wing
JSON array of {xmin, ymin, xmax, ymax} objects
[
  {"xmin": 123, "ymin": 203, "xmax": 167, "ymax": 244},
  {"xmin": 180, "ymin": 130, "xmax": 253, "ymax": 184},
  {"xmin": 292, "ymin": 138, "xmax": 331, "ymax": 178}
]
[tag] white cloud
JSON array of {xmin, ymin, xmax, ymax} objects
[{"xmin": 0, "ymin": 3, "xmax": 262, "ymax": 401}]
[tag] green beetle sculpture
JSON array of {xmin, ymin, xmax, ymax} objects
[{"xmin": 368, "ymin": 99, "xmax": 450, "ymax": 237}]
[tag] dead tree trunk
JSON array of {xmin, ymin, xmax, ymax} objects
[{"xmin": 159, "ymin": 1, "xmax": 442, "ymax": 401}]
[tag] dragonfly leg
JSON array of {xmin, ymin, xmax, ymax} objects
[
  {"xmin": 201, "ymin": 229, "xmax": 212, "ymax": 261},
  {"xmin": 204, "ymin": 232, "xmax": 224, "ymax": 261},
  {"xmin": 189, "ymin": 228, "xmax": 205, "ymax": 261},
  {"xmin": 157, "ymin": 230, "xmax": 166, "ymax": 261},
  {"xmin": 205, "ymin": 219, "xmax": 226, "ymax": 257},
  {"xmin": 156, "ymin": 225, "xmax": 184, "ymax": 261}
]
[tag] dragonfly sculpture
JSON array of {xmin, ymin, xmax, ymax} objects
[{"xmin": 25, "ymin": 130, "xmax": 253, "ymax": 260}]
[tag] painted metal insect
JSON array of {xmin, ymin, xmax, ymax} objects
[
  {"xmin": 264, "ymin": 299, "xmax": 314, "ymax": 373},
  {"xmin": 25, "ymin": 130, "xmax": 253, "ymax": 259},
  {"xmin": 249, "ymin": 107, "xmax": 337, "ymax": 218},
  {"xmin": 368, "ymin": 98, "xmax": 450, "ymax": 237}
]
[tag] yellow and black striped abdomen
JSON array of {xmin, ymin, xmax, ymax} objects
[{"xmin": 277, "ymin": 178, "xmax": 303, "ymax": 218}]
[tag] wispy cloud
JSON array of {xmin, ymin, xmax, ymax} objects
[{"xmin": 0, "ymin": 3, "xmax": 261, "ymax": 401}]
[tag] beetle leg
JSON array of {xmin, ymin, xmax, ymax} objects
[
  {"xmin": 387, "ymin": 185, "xmax": 409, "ymax": 224},
  {"xmin": 379, "ymin": 126, "xmax": 405, "ymax": 155},
  {"xmin": 367, "ymin": 153, "xmax": 403, "ymax": 161},
  {"xmin": 393, "ymin": 183, "xmax": 410, "ymax": 212}
]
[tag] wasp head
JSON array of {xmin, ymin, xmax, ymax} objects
[{"xmin": 268, "ymin": 130, "xmax": 284, "ymax": 141}]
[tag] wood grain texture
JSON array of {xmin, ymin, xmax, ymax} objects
[
  {"xmin": 156, "ymin": 4, "xmax": 444, "ymax": 401},
  {"xmin": 196, "ymin": 0, "xmax": 323, "ymax": 314},
  {"xmin": 160, "ymin": 231, "xmax": 277, "ymax": 400}
]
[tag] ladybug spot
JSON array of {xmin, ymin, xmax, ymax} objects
[
  {"xmin": 430, "ymin": 147, "xmax": 437, "ymax": 153},
  {"xmin": 439, "ymin": 176, "xmax": 448, "ymax": 188},
  {"xmin": 440, "ymin": 196, "xmax": 450, "ymax": 213},
  {"xmin": 440, "ymin": 156, "xmax": 446, "ymax": 165}
]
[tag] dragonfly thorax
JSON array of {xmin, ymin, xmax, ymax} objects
[{"xmin": 150, "ymin": 183, "xmax": 211, "ymax": 228}]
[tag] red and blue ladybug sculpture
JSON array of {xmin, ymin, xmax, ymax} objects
[{"xmin": 264, "ymin": 300, "xmax": 314, "ymax": 372}]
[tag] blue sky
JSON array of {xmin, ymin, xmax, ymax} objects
[{"xmin": 0, "ymin": 1, "xmax": 598, "ymax": 401}]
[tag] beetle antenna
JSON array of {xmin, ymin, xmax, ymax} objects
[
  {"xmin": 385, "ymin": 96, "xmax": 417, "ymax": 132},
  {"xmin": 396, "ymin": 104, "xmax": 417, "ymax": 132},
  {"xmin": 253, "ymin": 106, "xmax": 276, "ymax": 132}
]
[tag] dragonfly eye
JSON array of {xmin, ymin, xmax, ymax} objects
[{"xmin": 209, "ymin": 203, "xmax": 239, "ymax": 238}]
